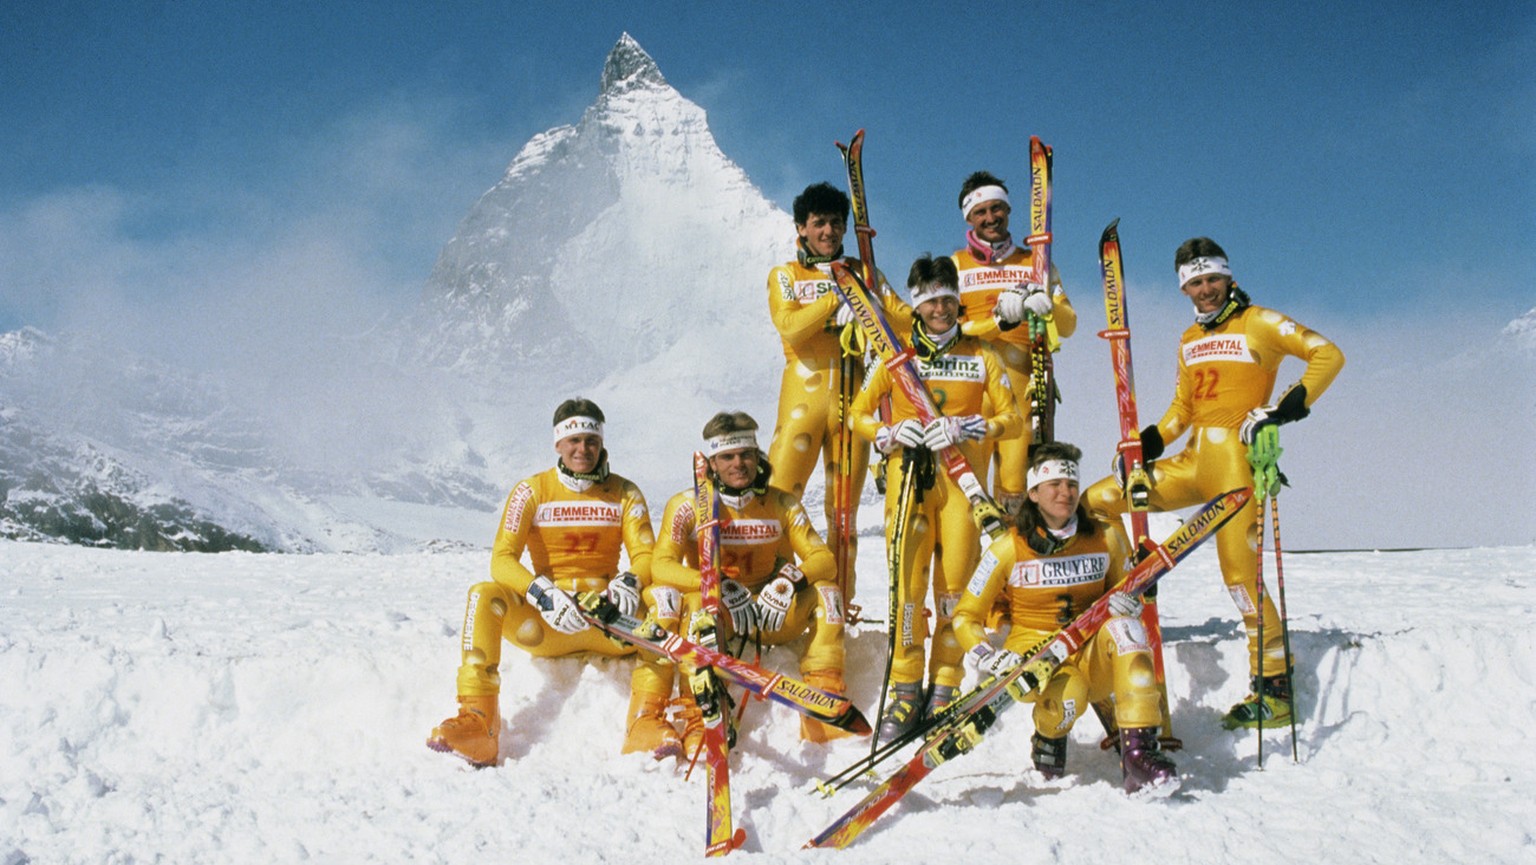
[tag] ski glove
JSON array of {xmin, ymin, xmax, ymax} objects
[
  {"xmin": 719, "ymin": 578, "xmax": 757, "ymax": 636},
  {"xmin": 834, "ymin": 302, "xmax": 855, "ymax": 327},
  {"xmin": 604, "ymin": 571, "xmax": 642, "ymax": 617},
  {"xmin": 876, "ymin": 419, "xmax": 927, "ymax": 454},
  {"xmin": 923, "ymin": 415, "xmax": 988, "ymax": 451},
  {"xmin": 968, "ymin": 644, "xmax": 1023, "ymax": 678},
  {"xmin": 755, "ymin": 574, "xmax": 798, "ymax": 633},
  {"xmin": 994, "ymin": 283, "xmax": 1050, "ymax": 327},
  {"xmin": 1106, "ymin": 590, "xmax": 1143, "ymax": 618},
  {"xmin": 1112, "ymin": 425, "xmax": 1164, "ymax": 490},
  {"xmin": 1238, "ymin": 385, "xmax": 1310, "ymax": 445},
  {"xmin": 527, "ymin": 575, "xmax": 589, "ymax": 634}
]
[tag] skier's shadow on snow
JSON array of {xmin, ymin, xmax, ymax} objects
[
  {"xmin": 1163, "ymin": 620, "xmax": 1371, "ymax": 793},
  {"xmin": 494, "ymin": 657, "xmax": 602, "ymax": 763}
]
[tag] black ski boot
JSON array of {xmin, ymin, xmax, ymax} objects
[
  {"xmin": 878, "ymin": 682, "xmax": 922, "ymax": 742},
  {"xmin": 1031, "ymin": 732, "xmax": 1067, "ymax": 780}
]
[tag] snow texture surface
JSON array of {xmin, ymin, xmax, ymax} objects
[{"xmin": 3, "ymin": 523, "xmax": 1533, "ymax": 863}]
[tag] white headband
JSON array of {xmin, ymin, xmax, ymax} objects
[
  {"xmin": 1177, "ymin": 256, "xmax": 1232, "ymax": 288},
  {"xmin": 961, "ymin": 185, "xmax": 1010, "ymax": 218},
  {"xmin": 1026, "ymin": 459, "xmax": 1079, "ymax": 491},
  {"xmin": 910, "ymin": 281, "xmax": 961, "ymax": 305},
  {"xmin": 705, "ymin": 430, "xmax": 759, "ymax": 456},
  {"xmin": 552, "ymin": 415, "xmax": 603, "ymax": 445}
]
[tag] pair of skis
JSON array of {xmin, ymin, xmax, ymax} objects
[
  {"xmin": 1025, "ymin": 136, "xmax": 1059, "ymax": 446},
  {"xmin": 689, "ymin": 451, "xmax": 746, "ymax": 855},
  {"xmin": 575, "ymin": 593, "xmax": 872, "ymax": 736},
  {"xmin": 805, "ymin": 486, "xmax": 1253, "ymax": 848},
  {"xmin": 1097, "ymin": 219, "xmax": 1179, "ymax": 747},
  {"xmin": 827, "ymin": 260, "xmax": 1008, "ymax": 542}
]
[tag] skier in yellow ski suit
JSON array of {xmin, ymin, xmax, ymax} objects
[
  {"xmin": 427, "ymin": 398, "xmax": 672, "ymax": 765},
  {"xmin": 954, "ymin": 441, "xmax": 1176, "ymax": 793},
  {"xmin": 851, "ymin": 254, "xmax": 1022, "ymax": 739},
  {"xmin": 652, "ymin": 411, "xmax": 855, "ymax": 744},
  {"xmin": 950, "ymin": 171, "xmax": 1077, "ymax": 514},
  {"xmin": 1082, "ymin": 237, "xmax": 1344, "ymax": 730},
  {"xmin": 767, "ymin": 182, "xmax": 912, "ymax": 607}
]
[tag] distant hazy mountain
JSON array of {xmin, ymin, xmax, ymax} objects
[{"xmin": 1, "ymin": 34, "xmax": 792, "ymax": 551}]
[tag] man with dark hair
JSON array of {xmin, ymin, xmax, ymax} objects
[
  {"xmin": 765, "ymin": 182, "xmax": 911, "ymax": 606},
  {"xmin": 651, "ymin": 411, "xmax": 855, "ymax": 744},
  {"xmin": 950, "ymin": 170, "xmax": 1077, "ymax": 514},
  {"xmin": 953, "ymin": 441, "xmax": 1176, "ymax": 793},
  {"xmin": 427, "ymin": 398, "xmax": 671, "ymax": 765},
  {"xmin": 851, "ymin": 254, "xmax": 1022, "ymax": 739},
  {"xmin": 1083, "ymin": 237, "xmax": 1344, "ymax": 730}
]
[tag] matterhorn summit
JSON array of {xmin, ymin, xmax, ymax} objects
[{"xmin": 417, "ymin": 33, "xmax": 790, "ymax": 387}]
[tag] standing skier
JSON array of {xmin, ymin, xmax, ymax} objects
[
  {"xmin": 766, "ymin": 182, "xmax": 912, "ymax": 601},
  {"xmin": 652, "ymin": 411, "xmax": 856, "ymax": 744},
  {"xmin": 950, "ymin": 171, "xmax": 1077, "ymax": 514},
  {"xmin": 1083, "ymin": 237, "xmax": 1344, "ymax": 729},
  {"xmin": 851, "ymin": 254, "xmax": 1022, "ymax": 738},
  {"xmin": 427, "ymin": 398, "xmax": 674, "ymax": 766},
  {"xmin": 953, "ymin": 442, "xmax": 1176, "ymax": 793}
]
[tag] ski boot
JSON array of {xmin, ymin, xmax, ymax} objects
[
  {"xmin": 427, "ymin": 694, "xmax": 500, "ymax": 767},
  {"xmin": 621, "ymin": 691, "xmax": 682, "ymax": 760},
  {"xmin": 1120, "ymin": 726, "xmax": 1178, "ymax": 793},
  {"xmin": 1031, "ymin": 732, "xmax": 1068, "ymax": 780},
  {"xmin": 1221, "ymin": 674, "xmax": 1293, "ymax": 730},
  {"xmin": 877, "ymin": 682, "xmax": 923, "ymax": 742},
  {"xmin": 678, "ymin": 669, "xmax": 736, "ymax": 757},
  {"xmin": 924, "ymin": 684, "xmax": 957, "ymax": 721}
]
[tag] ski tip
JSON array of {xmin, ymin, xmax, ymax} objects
[
  {"xmin": 847, "ymin": 713, "xmax": 873, "ymax": 738},
  {"xmin": 706, "ymin": 829, "xmax": 747, "ymax": 857},
  {"xmin": 725, "ymin": 827, "xmax": 748, "ymax": 853}
]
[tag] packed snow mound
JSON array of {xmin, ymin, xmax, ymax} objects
[{"xmin": 3, "ymin": 541, "xmax": 1532, "ymax": 862}]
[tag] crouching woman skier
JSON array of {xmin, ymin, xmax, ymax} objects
[{"xmin": 952, "ymin": 442, "xmax": 1177, "ymax": 793}]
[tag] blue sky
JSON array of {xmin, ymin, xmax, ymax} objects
[
  {"xmin": 2, "ymin": 1, "xmax": 1533, "ymax": 547},
  {"xmin": 2, "ymin": 0, "xmax": 1531, "ymax": 337}
]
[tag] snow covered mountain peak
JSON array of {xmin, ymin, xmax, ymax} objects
[
  {"xmin": 416, "ymin": 33, "xmax": 788, "ymax": 382},
  {"xmin": 599, "ymin": 32, "xmax": 667, "ymax": 96}
]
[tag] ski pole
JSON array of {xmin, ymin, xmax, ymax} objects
[
  {"xmin": 1254, "ymin": 498, "xmax": 1267, "ymax": 770},
  {"xmin": 871, "ymin": 451, "xmax": 918, "ymax": 759},
  {"xmin": 1270, "ymin": 495, "xmax": 1299, "ymax": 762}
]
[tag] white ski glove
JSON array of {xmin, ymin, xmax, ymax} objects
[
  {"xmin": 604, "ymin": 571, "xmax": 642, "ymax": 617},
  {"xmin": 526, "ymin": 575, "xmax": 589, "ymax": 634},
  {"xmin": 719, "ymin": 578, "xmax": 758, "ymax": 636},
  {"xmin": 875, "ymin": 419, "xmax": 927, "ymax": 454},
  {"xmin": 1106, "ymin": 591, "xmax": 1143, "ymax": 618},
  {"xmin": 834, "ymin": 302, "xmax": 855, "ymax": 327},
  {"xmin": 994, "ymin": 282, "xmax": 1051, "ymax": 326},
  {"xmin": 755, "ymin": 561, "xmax": 804, "ymax": 633},
  {"xmin": 923, "ymin": 415, "xmax": 988, "ymax": 451},
  {"xmin": 968, "ymin": 644, "xmax": 1023, "ymax": 678},
  {"xmin": 1023, "ymin": 283, "xmax": 1054, "ymax": 317}
]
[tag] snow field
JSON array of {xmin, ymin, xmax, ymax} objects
[{"xmin": 2, "ymin": 539, "xmax": 1533, "ymax": 863}]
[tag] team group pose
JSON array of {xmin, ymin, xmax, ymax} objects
[{"xmin": 424, "ymin": 140, "xmax": 1344, "ymax": 849}]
